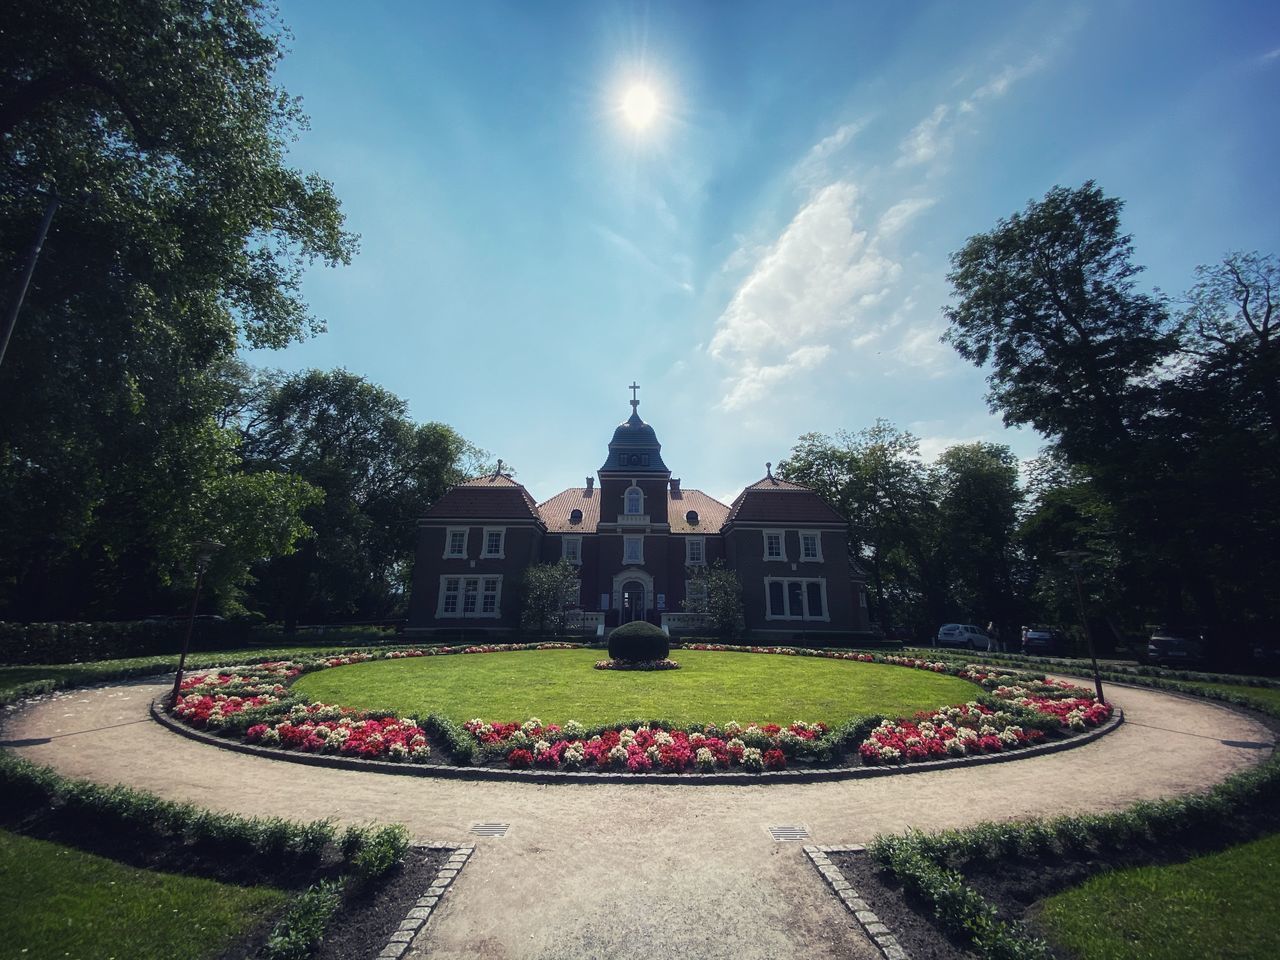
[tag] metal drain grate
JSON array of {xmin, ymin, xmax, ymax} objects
[
  {"xmin": 768, "ymin": 824, "xmax": 810, "ymax": 842},
  {"xmin": 470, "ymin": 822, "xmax": 510, "ymax": 837}
]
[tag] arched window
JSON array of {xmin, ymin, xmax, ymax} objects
[{"xmin": 624, "ymin": 487, "xmax": 643, "ymax": 515}]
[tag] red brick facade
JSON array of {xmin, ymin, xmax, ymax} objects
[{"xmin": 407, "ymin": 398, "xmax": 871, "ymax": 639}]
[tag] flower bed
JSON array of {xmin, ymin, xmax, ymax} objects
[
  {"xmin": 164, "ymin": 642, "xmax": 1114, "ymax": 775},
  {"xmin": 593, "ymin": 658, "xmax": 681, "ymax": 671}
]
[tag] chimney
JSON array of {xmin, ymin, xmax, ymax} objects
[
  {"xmin": 669, "ymin": 478, "xmax": 681, "ymax": 496},
  {"xmin": 585, "ymin": 476, "xmax": 594, "ymax": 493}
]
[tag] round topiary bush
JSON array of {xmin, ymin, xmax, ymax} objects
[{"xmin": 607, "ymin": 621, "xmax": 670, "ymax": 661}]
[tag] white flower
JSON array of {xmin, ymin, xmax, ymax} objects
[
  {"xmin": 563, "ymin": 720, "xmax": 585, "ymax": 738},
  {"xmin": 522, "ymin": 717, "xmax": 543, "ymax": 733},
  {"xmin": 695, "ymin": 747, "xmax": 716, "ymax": 770},
  {"xmin": 741, "ymin": 747, "xmax": 764, "ymax": 770}
]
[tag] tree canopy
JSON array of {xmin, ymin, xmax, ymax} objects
[{"xmin": 0, "ymin": 0, "xmax": 357, "ymax": 618}]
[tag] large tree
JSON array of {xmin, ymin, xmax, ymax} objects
[
  {"xmin": 238, "ymin": 369, "xmax": 481, "ymax": 625},
  {"xmin": 943, "ymin": 182, "xmax": 1175, "ymax": 461},
  {"xmin": 0, "ymin": 0, "xmax": 356, "ymax": 617},
  {"xmin": 779, "ymin": 422, "xmax": 945, "ymax": 634}
]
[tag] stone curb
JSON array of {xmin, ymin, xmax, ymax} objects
[
  {"xmin": 149, "ymin": 699, "xmax": 1124, "ymax": 786},
  {"xmin": 374, "ymin": 842, "xmax": 475, "ymax": 960},
  {"xmin": 803, "ymin": 844, "xmax": 909, "ymax": 960}
]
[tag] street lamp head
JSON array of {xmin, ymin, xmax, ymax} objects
[
  {"xmin": 1055, "ymin": 549, "xmax": 1092, "ymax": 574},
  {"xmin": 190, "ymin": 539, "xmax": 224, "ymax": 572}
]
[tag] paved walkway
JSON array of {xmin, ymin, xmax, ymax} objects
[{"xmin": 2, "ymin": 680, "xmax": 1274, "ymax": 960}]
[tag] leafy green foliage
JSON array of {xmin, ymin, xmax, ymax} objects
[
  {"xmin": 236, "ymin": 368, "xmax": 481, "ymax": 624},
  {"xmin": 520, "ymin": 560, "xmax": 582, "ymax": 636},
  {"xmin": 0, "ymin": 0, "xmax": 356, "ymax": 619},
  {"xmin": 681, "ymin": 560, "xmax": 745, "ymax": 640},
  {"xmin": 261, "ymin": 880, "xmax": 342, "ymax": 960}
]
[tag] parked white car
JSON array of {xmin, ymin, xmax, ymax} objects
[{"xmin": 936, "ymin": 623, "xmax": 992, "ymax": 651}]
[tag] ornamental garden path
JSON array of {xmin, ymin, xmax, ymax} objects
[{"xmin": 2, "ymin": 675, "xmax": 1272, "ymax": 960}]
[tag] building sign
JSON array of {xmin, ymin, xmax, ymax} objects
[
  {"xmin": 600, "ymin": 593, "xmax": 610, "ymax": 611},
  {"xmin": 656, "ymin": 593, "xmax": 666, "ymax": 611}
]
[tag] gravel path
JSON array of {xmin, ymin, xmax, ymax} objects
[{"xmin": 2, "ymin": 679, "xmax": 1273, "ymax": 960}]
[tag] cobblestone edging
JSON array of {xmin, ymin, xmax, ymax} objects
[
  {"xmin": 374, "ymin": 842, "xmax": 473, "ymax": 960},
  {"xmin": 805, "ymin": 845, "xmax": 908, "ymax": 960},
  {"xmin": 149, "ymin": 699, "xmax": 1124, "ymax": 785}
]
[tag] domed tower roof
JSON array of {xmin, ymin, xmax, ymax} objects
[{"xmin": 599, "ymin": 382, "xmax": 669, "ymax": 474}]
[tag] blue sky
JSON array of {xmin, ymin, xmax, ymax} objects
[{"xmin": 254, "ymin": 0, "xmax": 1280, "ymax": 505}]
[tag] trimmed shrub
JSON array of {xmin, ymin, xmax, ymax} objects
[{"xmin": 607, "ymin": 621, "xmax": 670, "ymax": 661}]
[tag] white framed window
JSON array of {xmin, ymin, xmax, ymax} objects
[
  {"xmin": 482, "ymin": 527, "xmax": 506, "ymax": 558},
  {"xmin": 623, "ymin": 535, "xmax": 644, "ymax": 564},
  {"xmin": 562, "ymin": 536, "xmax": 582, "ymax": 565},
  {"xmin": 763, "ymin": 577, "xmax": 829, "ymax": 621},
  {"xmin": 763, "ymin": 529, "xmax": 786, "ymax": 561},
  {"xmin": 443, "ymin": 527, "xmax": 468, "ymax": 559},
  {"xmin": 685, "ymin": 537, "xmax": 705, "ymax": 566},
  {"xmin": 437, "ymin": 575, "xmax": 503, "ymax": 619},
  {"xmin": 624, "ymin": 486, "xmax": 644, "ymax": 515},
  {"xmin": 799, "ymin": 531, "xmax": 822, "ymax": 562}
]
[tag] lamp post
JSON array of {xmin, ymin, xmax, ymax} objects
[
  {"xmin": 1057, "ymin": 549, "xmax": 1105, "ymax": 703},
  {"xmin": 169, "ymin": 540, "xmax": 224, "ymax": 706}
]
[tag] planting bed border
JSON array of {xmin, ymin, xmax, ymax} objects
[
  {"xmin": 149, "ymin": 697, "xmax": 1123, "ymax": 785},
  {"xmin": 374, "ymin": 841, "xmax": 473, "ymax": 960}
]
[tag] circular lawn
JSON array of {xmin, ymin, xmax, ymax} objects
[{"xmin": 290, "ymin": 648, "xmax": 980, "ymax": 727}]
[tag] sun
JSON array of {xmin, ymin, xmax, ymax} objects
[{"xmin": 620, "ymin": 83, "xmax": 660, "ymax": 130}]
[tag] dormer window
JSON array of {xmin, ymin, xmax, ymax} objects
[
  {"xmin": 569, "ymin": 508, "xmax": 583, "ymax": 525},
  {"xmin": 624, "ymin": 487, "xmax": 643, "ymax": 515}
]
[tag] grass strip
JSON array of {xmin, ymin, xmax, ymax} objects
[
  {"xmin": 1035, "ymin": 831, "xmax": 1280, "ymax": 960},
  {"xmin": 0, "ymin": 828, "xmax": 287, "ymax": 960}
]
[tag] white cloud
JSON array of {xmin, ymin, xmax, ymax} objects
[
  {"xmin": 878, "ymin": 197, "xmax": 937, "ymax": 236},
  {"xmin": 793, "ymin": 120, "xmax": 865, "ymax": 187},
  {"xmin": 896, "ymin": 105, "xmax": 950, "ymax": 167},
  {"xmin": 1262, "ymin": 47, "xmax": 1280, "ymax": 64},
  {"xmin": 708, "ymin": 181, "xmax": 904, "ymax": 409}
]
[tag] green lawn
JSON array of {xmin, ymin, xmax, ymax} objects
[
  {"xmin": 1035, "ymin": 832, "xmax": 1280, "ymax": 960},
  {"xmin": 0, "ymin": 829, "xmax": 287, "ymax": 960},
  {"xmin": 290, "ymin": 648, "xmax": 980, "ymax": 725}
]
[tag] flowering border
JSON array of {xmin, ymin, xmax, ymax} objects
[{"xmin": 158, "ymin": 642, "xmax": 1119, "ymax": 779}]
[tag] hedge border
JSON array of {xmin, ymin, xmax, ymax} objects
[{"xmin": 150, "ymin": 696, "xmax": 1124, "ymax": 785}]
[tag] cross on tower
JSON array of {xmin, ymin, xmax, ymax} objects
[{"xmin": 628, "ymin": 381, "xmax": 640, "ymax": 411}]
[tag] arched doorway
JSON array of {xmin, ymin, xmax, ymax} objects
[{"xmin": 620, "ymin": 580, "xmax": 646, "ymax": 623}]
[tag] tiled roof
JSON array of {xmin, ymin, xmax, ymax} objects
[
  {"xmin": 423, "ymin": 473, "xmax": 541, "ymax": 522},
  {"xmin": 666, "ymin": 489, "xmax": 731, "ymax": 534},
  {"xmin": 538, "ymin": 488, "xmax": 602, "ymax": 533},
  {"xmin": 725, "ymin": 475, "xmax": 847, "ymax": 526},
  {"xmin": 536, "ymin": 487, "xmax": 731, "ymax": 533}
]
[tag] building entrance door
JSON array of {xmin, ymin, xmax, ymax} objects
[{"xmin": 621, "ymin": 580, "xmax": 646, "ymax": 623}]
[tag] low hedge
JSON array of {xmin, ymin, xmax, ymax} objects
[
  {"xmin": 0, "ymin": 619, "xmax": 252, "ymax": 665},
  {"xmin": 0, "ymin": 752, "xmax": 408, "ymax": 884}
]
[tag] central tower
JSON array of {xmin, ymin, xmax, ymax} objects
[{"xmin": 597, "ymin": 383, "xmax": 670, "ymax": 527}]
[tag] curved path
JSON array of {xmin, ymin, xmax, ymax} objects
[{"xmin": 3, "ymin": 679, "xmax": 1274, "ymax": 960}]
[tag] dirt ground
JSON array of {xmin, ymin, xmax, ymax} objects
[{"xmin": 2, "ymin": 678, "xmax": 1272, "ymax": 960}]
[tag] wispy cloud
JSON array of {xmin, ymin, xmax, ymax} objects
[
  {"xmin": 1262, "ymin": 47, "xmax": 1280, "ymax": 65},
  {"xmin": 792, "ymin": 120, "xmax": 865, "ymax": 187},
  {"xmin": 896, "ymin": 55, "xmax": 1046, "ymax": 168},
  {"xmin": 708, "ymin": 181, "xmax": 902, "ymax": 410},
  {"xmin": 878, "ymin": 197, "xmax": 937, "ymax": 236},
  {"xmin": 896, "ymin": 104, "xmax": 950, "ymax": 168}
]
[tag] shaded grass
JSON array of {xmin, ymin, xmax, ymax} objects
[
  {"xmin": 0, "ymin": 644, "xmax": 406, "ymax": 698},
  {"xmin": 0, "ymin": 828, "xmax": 287, "ymax": 960},
  {"xmin": 290, "ymin": 648, "xmax": 979, "ymax": 725},
  {"xmin": 1194, "ymin": 682, "xmax": 1280, "ymax": 714},
  {"xmin": 1035, "ymin": 831, "xmax": 1280, "ymax": 960}
]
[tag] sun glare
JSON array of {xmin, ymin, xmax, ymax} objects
[{"xmin": 620, "ymin": 83, "xmax": 660, "ymax": 130}]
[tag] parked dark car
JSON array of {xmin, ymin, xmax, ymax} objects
[
  {"xmin": 1147, "ymin": 627, "xmax": 1207, "ymax": 668},
  {"xmin": 1022, "ymin": 626, "xmax": 1068, "ymax": 656}
]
